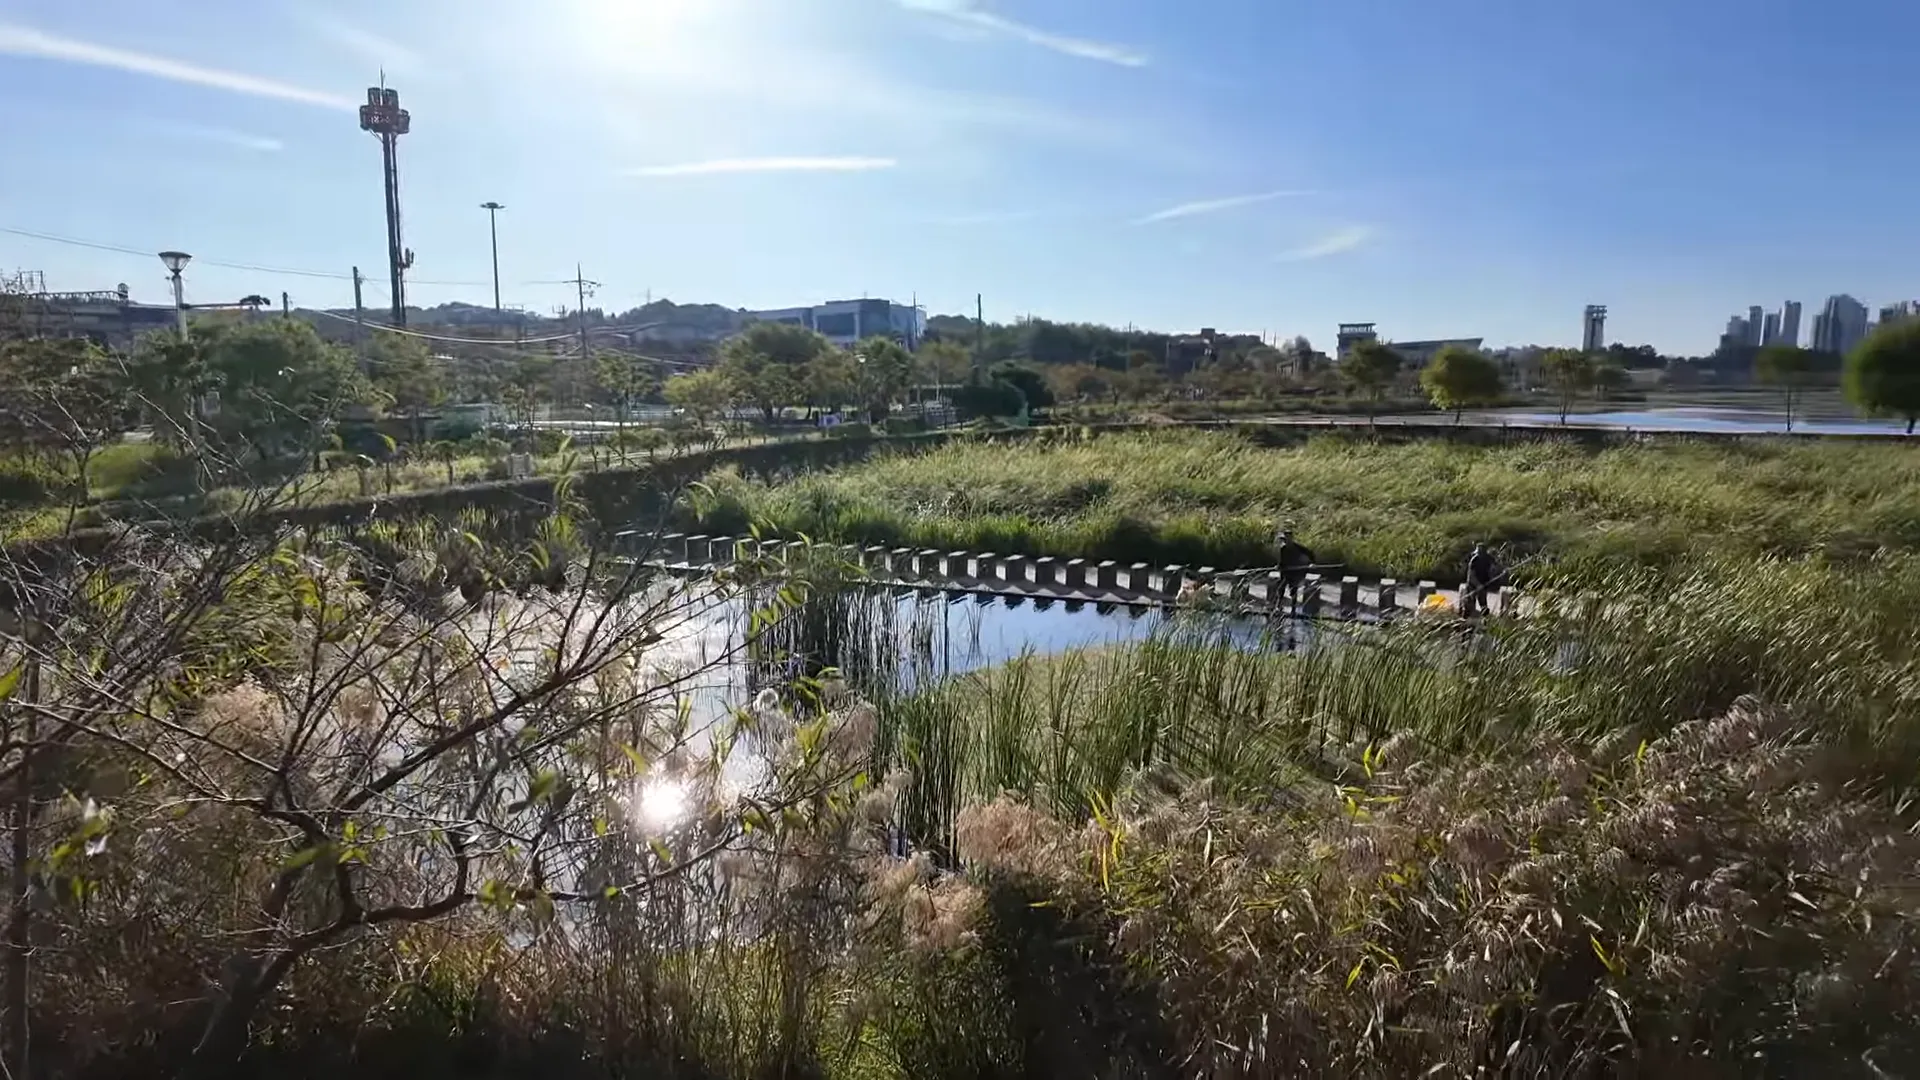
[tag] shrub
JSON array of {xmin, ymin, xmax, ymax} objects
[
  {"xmin": 0, "ymin": 458, "xmax": 61, "ymax": 507},
  {"xmin": 950, "ymin": 379, "xmax": 1026, "ymax": 419}
]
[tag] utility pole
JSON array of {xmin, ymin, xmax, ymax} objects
[
  {"xmin": 281, "ymin": 291, "xmax": 290, "ymax": 320},
  {"xmin": 566, "ymin": 263, "xmax": 601, "ymax": 361},
  {"xmin": 974, "ymin": 293, "xmax": 985, "ymax": 380},
  {"xmin": 351, "ymin": 266, "xmax": 369, "ymax": 373}
]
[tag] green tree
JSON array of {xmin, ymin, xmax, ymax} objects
[
  {"xmin": 916, "ymin": 340, "xmax": 972, "ymax": 387},
  {"xmin": 1592, "ymin": 361, "xmax": 1630, "ymax": 401},
  {"xmin": 594, "ymin": 352, "xmax": 659, "ymax": 429},
  {"xmin": 1845, "ymin": 318, "xmax": 1920, "ymax": 434},
  {"xmin": 852, "ymin": 336, "xmax": 914, "ymax": 421},
  {"xmin": 368, "ymin": 331, "xmax": 447, "ymax": 444},
  {"xmin": 1049, "ymin": 363, "xmax": 1114, "ymax": 404},
  {"xmin": 718, "ymin": 323, "xmax": 831, "ymax": 421},
  {"xmin": 663, "ymin": 369, "xmax": 732, "ymax": 427},
  {"xmin": 1419, "ymin": 346, "xmax": 1504, "ymax": 423},
  {"xmin": 951, "ymin": 377, "xmax": 1026, "ymax": 419},
  {"xmin": 1540, "ymin": 349, "xmax": 1595, "ymax": 423},
  {"xmin": 1342, "ymin": 340, "xmax": 1404, "ymax": 421},
  {"xmin": 1755, "ymin": 345, "xmax": 1816, "ymax": 432},
  {"xmin": 135, "ymin": 319, "xmax": 367, "ymax": 461},
  {"xmin": 802, "ymin": 349, "xmax": 859, "ymax": 416},
  {"xmin": 990, "ymin": 362, "xmax": 1054, "ymax": 411},
  {"xmin": 0, "ymin": 337, "xmax": 135, "ymax": 506}
]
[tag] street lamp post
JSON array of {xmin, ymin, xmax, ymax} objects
[
  {"xmin": 480, "ymin": 202, "xmax": 504, "ymax": 311},
  {"xmin": 158, "ymin": 250, "xmax": 192, "ymax": 340}
]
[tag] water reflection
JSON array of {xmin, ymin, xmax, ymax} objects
[
  {"xmin": 642, "ymin": 582, "xmax": 1323, "ymax": 739},
  {"xmin": 634, "ymin": 774, "xmax": 691, "ymax": 831}
]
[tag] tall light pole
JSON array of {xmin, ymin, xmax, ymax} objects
[
  {"xmin": 480, "ymin": 201, "xmax": 505, "ymax": 312},
  {"xmin": 159, "ymin": 250, "xmax": 192, "ymax": 340}
]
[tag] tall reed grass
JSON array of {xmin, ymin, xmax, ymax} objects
[
  {"xmin": 685, "ymin": 428, "xmax": 1920, "ymax": 581},
  {"xmin": 872, "ymin": 556, "xmax": 1920, "ymax": 847}
]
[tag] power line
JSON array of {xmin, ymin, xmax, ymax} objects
[{"xmin": 0, "ymin": 225, "xmax": 488, "ymax": 286}]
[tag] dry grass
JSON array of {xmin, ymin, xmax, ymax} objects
[{"xmin": 952, "ymin": 696, "xmax": 1920, "ymax": 1077}]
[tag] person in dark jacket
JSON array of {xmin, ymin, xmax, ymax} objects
[
  {"xmin": 1273, "ymin": 528, "xmax": 1316, "ymax": 606},
  {"xmin": 1463, "ymin": 542, "xmax": 1500, "ymax": 616}
]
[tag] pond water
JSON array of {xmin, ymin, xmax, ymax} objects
[
  {"xmin": 1475, "ymin": 406, "xmax": 1911, "ymax": 436},
  {"xmin": 648, "ymin": 585, "xmax": 1312, "ymax": 725}
]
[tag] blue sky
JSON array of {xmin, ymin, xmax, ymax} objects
[{"xmin": 2, "ymin": 0, "xmax": 1916, "ymax": 354}]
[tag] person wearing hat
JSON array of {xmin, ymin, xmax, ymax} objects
[{"xmin": 1462, "ymin": 542, "xmax": 1501, "ymax": 616}]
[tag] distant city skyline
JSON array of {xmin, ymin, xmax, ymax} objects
[{"xmin": 1711, "ymin": 293, "xmax": 1920, "ymax": 354}]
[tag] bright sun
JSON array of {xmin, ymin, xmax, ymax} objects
[{"xmin": 635, "ymin": 776, "xmax": 691, "ymax": 831}]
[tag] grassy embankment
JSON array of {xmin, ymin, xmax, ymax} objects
[{"xmin": 687, "ymin": 426, "xmax": 1920, "ymax": 581}]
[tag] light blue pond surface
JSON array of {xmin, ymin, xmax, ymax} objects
[{"xmin": 1484, "ymin": 407, "xmax": 1911, "ymax": 436}]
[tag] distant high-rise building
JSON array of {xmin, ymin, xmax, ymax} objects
[
  {"xmin": 1746, "ymin": 305, "xmax": 1764, "ymax": 348},
  {"xmin": 1879, "ymin": 301, "xmax": 1916, "ymax": 328},
  {"xmin": 1813, "ymin": 294, "xmax": 1870, "ymax": 355},
  {"xmin": 1581, "ymin": 305, "xmax": 1607, "ymax": 353},
  {"xmin": 1761, "ymin": 312, "xmax": 1782, "ymax": 347},
  {"xmin": 1780, "ymin": 301, "xmax": 1802, "ymax": 348},
  {"xmin": 1724, "ymin": 314, "xmax": 1750, "ymax": 351}
]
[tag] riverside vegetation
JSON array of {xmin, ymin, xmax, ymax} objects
[
  {"xmin": 5, "ymin": 422, "xmax": 1920, "ymax": 1077},
  {"xmin": 686, "ymin": 426, "xmax": 1920, "ymax": 582}
]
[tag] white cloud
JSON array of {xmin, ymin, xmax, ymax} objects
[
  {"xmin": 1135, "ymin": 189, "xmax": 1312, "ymax": 225},
  {"xmin": 894, "ymin": 0, "xmax": 1147, "ymax": 67},
  {"xmin": 293, "ymin": 8, "xmax": 426, "ymax": 75},
  {"xmin": 1275, "ymin": 225, "xmax": 1377, "ymax": 261},
  {"xmin": 160, "ymin": 123, "xmax": 286, "ymax": 153},
  {"xmin": 628, "ymin": 156, "xmax": 898, "ymax": 177},
  {"xmin": 0, "ymin": 22, "xmax": 355, "ymax": 109}
]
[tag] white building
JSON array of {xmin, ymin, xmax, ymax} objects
[
  {"xmin": 744, "ymin": 298, "xmax": 926, "ymax": 348},
  {"xmin": 1334, "ymin": 322, "xmax": 1482, "ymax": 366},
  {"xmin": 1812, "ymin": 294, "xmax": 1869, "ymax": 355},
  {"xmin": 1780, "ymin": 301, "xmax": 1802, "ymax": 348}
]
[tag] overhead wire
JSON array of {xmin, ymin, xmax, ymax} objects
[
  {"xmin": 1, "ymin": 225, "xmax": 490, "ymax": 286},
  {"xmin": 6, "ymin": 223, "xmax": 708, "ymax": 367}
]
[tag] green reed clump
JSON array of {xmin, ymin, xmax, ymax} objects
[
  {"xmin": 684, "ymin": 428, "xmax": 1920, "ymax": 581},
  {"xmin": 874, "ymin": 556, "xmax": 1920, "ymax": 837}
]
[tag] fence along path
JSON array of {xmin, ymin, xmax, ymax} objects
[{"xmin": 620, "ymin": 532, "xmax": 1524, "ymax": 620}]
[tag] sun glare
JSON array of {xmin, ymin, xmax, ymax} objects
[
  {"xmin": 575, "ymin": 0, "xmax": 713, "ymax": 67},
  {"xmin": 635, "ymin": 775, "xmax": 691, "ymax": 832}
]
